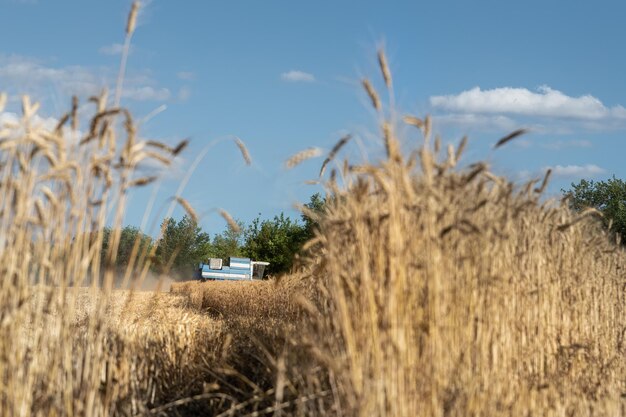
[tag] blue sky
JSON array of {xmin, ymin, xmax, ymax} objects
[{"xmin": 1, "ymin": 0, "xmax": 624, "ymax": 236}]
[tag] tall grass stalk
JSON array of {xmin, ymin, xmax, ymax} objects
[{"xmin": 295, "ymin": 56, "xmax": 626, "ymax": 416}]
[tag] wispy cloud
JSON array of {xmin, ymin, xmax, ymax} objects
[
  {"xmin": 0, "ymin": 55, "xmax": 104, "ymax": 99},
  {"xmin": 98, "ymin": 43, "xmax": 129, "ymax": 56},
  {"xmin": 549, "ymin": 164, "xmax": 606, "ymax": 178},
  {"xmin": 122, "ymin": 86, "xmax": 170, "ymax": 101},
  {"xmin": 433, "ymin": 113, "xmax": 518, "ymax": 132},
  {"xmin": 177, "ymin": 86, "xmax": 191, "ymax": 102},
  {"xmin": 542, "ymin": 139, "xmax": 593, "ymax": 150},
  {"xmin": 431, "ymin": 86, "xmax": 626, "ymax": 120},
  {"xmin": 513, "ymin": 139, "xmax": 533, "ymax": 149},
  {"xmin": 0, "ymin": 106, "xmax": 182, "ymax": 183},
  {"xmin": 177, "ymin": 71, "xmax": 195, "ymax": 81},
  {"xmin": 509, "ymin": 139, "xmax": 593, "ymax": 150},
  {"xmin": 0, "ymin": 54, "xmax": 170, "ymax": 106},
  {"xmin": 0, "ymin": 111, "xmax": 65, "ymax": 141},
  {"xmin": 281, "ymin": 70, "xmax": 315, "ymax": 83}
]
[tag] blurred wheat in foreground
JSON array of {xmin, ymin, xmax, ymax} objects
[
  {"xmin": 292, "ymin": 60, "xmax": 625, "ymax": 417},
  {"xmin": 0, "ymin": 52, "xmax": 624, "ymax": 417}
]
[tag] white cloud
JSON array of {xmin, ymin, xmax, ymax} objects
[
  {"xmin": 177, "ymin": 71, "xmax": 195, "ymax": 81},
  {"xmin": 516, "ymin": 170, "xmax": 532, "ymax": 181},
  {"xmin": 0, "ymin": 54, "xmax": 170, "ymax": 106},
  {"xmin": 433, "ymin": 113, "xmax": 518, "ymax": 131},
  {"xmin": 549, "ymin": 164, "xmax": 606, "ymax": 178},
  {"xmin": 281, "ymin": 70, "xmax": 315, "ymax": 83},
  {"xmin": 0, "ymin": 112, "xmax": 19, "ymax": 126},
  {"xmin": 1, "ymin": 107, "xmax": 181, "ymax": 182},
  {"xmin": 513, "ymin": 139, "xmax": 533, "ymax": 148},
  {"xmin": 0, "ymin": 55, "xmax": 104, "ymax": 99},
  {"xmin": 0, "ymin": 111, "xmax": 66, "ymax": 142},
  {"xmin": 507, "ymin": 139, "xmax": 594, "ymax": 150},
  {"xmin": 122, "ymin": 86, "xmax": 170, "ymax": 101},
  {"xmin": 542, "ymin": 139, "xmax": 592, "ymax": 150},
  {"xmin": 98, "ymin": 43, "xmax": 129, "ymax": 56},
  {"xmin": 177, "ymin": 86, "xmax": 191, "ymax": 102},
  {"xmin": 430, "ymin": 86, "xmax": 626, "ymax": 120}
]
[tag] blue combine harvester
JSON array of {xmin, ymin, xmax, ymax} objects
[{"xmin": 195, "ymin": 257, "xmax": 270, "ymax": 282}]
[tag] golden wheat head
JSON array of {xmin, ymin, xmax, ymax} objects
[
  {"xmin": 377, "ymin": 49, "xmax": 392, "ymax": 89},
  {"xmin": 126, "ymin": 2, "xmax": 140, "ymax": 35},
  {"xmin": 320, "ymin": 134, "xmax": 351, "ymax": 177},
  {"xmin": 173, "ymin": 196, "xmax": 198, "ymax": 223},
  {"xmin": 219, "ymin": 209, "xmax": 240, "ymax": 233},
  {"xmin": 285, "ymin": 147, "xmax": 323, "ymax": 169},
  {"xmin": 233, "ymin": 137, "xmax": 252, "ymax": 165},
  {"xmin": 361, "ymin": 78, "xmax": 381, "ymax": 111}
]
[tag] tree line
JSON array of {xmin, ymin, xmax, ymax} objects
[
  {"xmin": 99, "ymin": 176, "xmax": 626, "ymax": 282},
  {"xmin": 100, "ymin": 193, "xmax": 325, "ymax": 279},
  {"xmin": 564, "ymin": 176, "xmax": 626, "ymax": 242}
]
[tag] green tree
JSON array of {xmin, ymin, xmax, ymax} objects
[
  {"xmin": 243, "ymin": 213, "xmax": 307, "ymax": 275},
  {"xmin": 154, "ymin": 215, "xmax": 211, "ymax": 278},
  {"xmin": 563, "ymin": 176, "xmax": 626, "ymax": 241},
  {"xmin": 205, "ymin": 220, "xmax": 245, "ymax": 261},
  {"xmin": 300, "ymin": 192, "xmax": 326, "ymax": 241},
  {"xmin": 241, "ymin": 194, "xmax": 328, "ymax": 275},
  {"xmin": 99, "ymin": 226, "xmax": 153, "ymax": 271},
  {"xmin": 117, "ymin": 226, "xmax": 153, "ymax": 268}
]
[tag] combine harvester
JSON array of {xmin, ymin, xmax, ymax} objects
[{"xmin": 195, "ymin": 257, "xmax": 270, "ymax": 282}]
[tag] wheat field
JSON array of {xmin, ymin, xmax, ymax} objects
[{"xmin": 0, "ymin": 4, "xmax": 624, "ymax": 416}]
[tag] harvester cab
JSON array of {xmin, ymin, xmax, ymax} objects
[{"xmin": 195, "ymin": 257, "xmax": 270, "ymax": 282}]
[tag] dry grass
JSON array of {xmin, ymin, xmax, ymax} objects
[
  {"xmin": 303, "ymin": 152, "xmax": 626, "ymax": 416},
  {"xmin": 0, "ymin": 13, "xmax": 624, "ymax": 416},
  {"xmin": 170, "ymin": 279, "xmax": 301, "ymax": 319},
  {"xmin": 290, "ymin": 60, "xmax": 626, "ymax": 417},
  {"xmin": 72, "ymin": 290, "xmax": 227, "ymax": 415}
]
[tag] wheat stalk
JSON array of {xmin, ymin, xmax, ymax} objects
[
  {"xmin": 377, "ymin": 49, "xmax": 392, "ymax": 89},
  {"xmin": 361, "ymin": 79, "xmax": 381, "ymax": 111},
  {"xmin": 172, "ymin": 139, "xmax": 189, "ymax": 156},
  {"xmin": 403, "ymin": 115, "xmax": 424, "ymax": 129},
  {"xmin": 382, "ymin": 121, "xmax": 400, "ymax": 161},
  {"xmin": 535, "ymin": 168, "xmax": 552, "ymax": 194},
  {"xmin": 320, "ymin": 134, "xmax": 351, "ymax": 178},
  {"xmin": 494, "ymin": 128, "xmax": 528, "ymax": 149},
  {"xmin": 285, "ymin": 147, "xmax": 323, "ymax": 169},
  {"xmin": 127, "ymin": 176, "xmax": 158, "ymax": 188},
  {"xmin": 146, "ymin": 138, "xmax": 189, "ymax": 156},
  {"xmin": 456, "ymin": 136, "xmax": 468, "ymax": 164},
  {"xmin": 233, "ymin": 137, "xmax": 252, "ymax": 165},
  {"xmin": 219, "ymin": 209, "xmax": 240, "ymax": 233},
  {"xmin": 174, "ymin": 196, "xmax": 198, "ymax": 223},
  {"xmin": 126, "ymin": 1, "xmax": 140, "ymax": 36}
]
